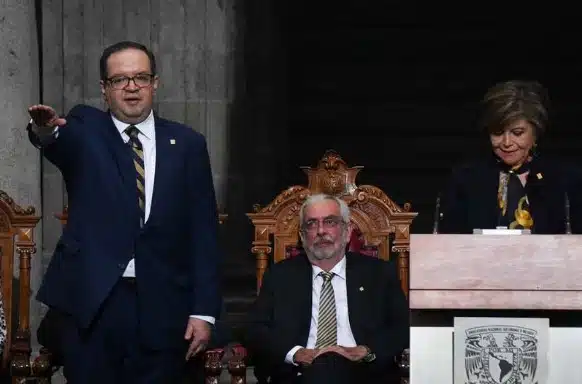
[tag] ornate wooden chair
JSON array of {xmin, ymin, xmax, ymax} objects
[
  {"xmin": 0, "ymin": 190, "xmax": 43, "ymax": 382},
  {"xmin": 47, "ymin": 207, "xmax": 247, "ymax": 383},
  {"xmin": 246, "ymin": 150, "xmax": 417, "ymax": 382},
  {"xmin": 248, "ymin": 149, "xmax": 417, "ymax": 294}
]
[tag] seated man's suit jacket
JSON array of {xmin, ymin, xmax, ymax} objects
[
  {"xmin": 31, "ymin": 104, "xmax": 221, "ymax": 351},
  {"xmin": 245, "ymin": 252, "xmax": 409, "ymax": 379}
]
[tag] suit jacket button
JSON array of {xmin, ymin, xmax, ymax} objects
[{"xmin": 118, "ymin": 263, "xmax": 125, "ymax": 269}]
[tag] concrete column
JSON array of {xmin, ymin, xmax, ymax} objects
[
  {"xmin": 0, "ymin": 0, "xmax": 42, "ymax": 346},
  {"xmin": 203, "ymin": 0, "xmax": 235, "ymax": 210}
]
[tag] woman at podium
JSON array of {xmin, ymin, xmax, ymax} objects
[{"xmin": 439, "ymin": 80, "xmax": 582, "ymax": 234}]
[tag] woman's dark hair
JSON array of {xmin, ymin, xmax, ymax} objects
[{"xmin": 480, "ymin": 80, "xmax": 550, "ymax": 138}]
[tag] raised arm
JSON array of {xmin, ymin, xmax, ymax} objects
[{"xmin": 26, "ymin": 104, "xmax": 84, "ymax": 172}]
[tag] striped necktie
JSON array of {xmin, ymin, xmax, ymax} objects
[
  {"xmin": 125, "ymin": 125, "xmax": 145, "ymax": 227},
  {"xmin": 315, "ymin": 271, "xmax": 337, "ymax": 348}
]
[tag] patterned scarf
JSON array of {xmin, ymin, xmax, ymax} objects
[{"xmin": 497, "ymin": 160, "xmax": 533, "ymax": 229}]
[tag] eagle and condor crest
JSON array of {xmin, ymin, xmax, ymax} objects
[{"xmin": 454, "ymin": 318, "xmax": 548, "ymax": 384}]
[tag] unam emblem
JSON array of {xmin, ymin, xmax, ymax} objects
[{"xmin": 464, "ymin": 325, "xmax": 538, "ymax": 384}]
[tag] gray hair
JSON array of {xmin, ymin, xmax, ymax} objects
[{"xmin": 299, "ymin": 194, "xmax": 351, "ymax": 225}]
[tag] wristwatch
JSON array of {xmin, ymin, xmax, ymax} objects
[{"xmin": 361, "ymin": 346, "xmax": 376, "ymax": 363}]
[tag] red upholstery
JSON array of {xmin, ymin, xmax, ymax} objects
[
  {"xmin": 230, "ymin": 344, "xmax": 248, "ymax": 359},
  {"xmin": 347, "ymin": 228, "xmax": 379, "ymax": 257}
]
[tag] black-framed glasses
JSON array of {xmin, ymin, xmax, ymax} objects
[
  {"xmin": 302, "ymin": 216, "xmax": 345, "ymax": 232},
  {"xmin": 106, "ymin": 74, "xmax": 155, "ymax": 90}
]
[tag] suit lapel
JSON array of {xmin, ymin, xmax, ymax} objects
[
  {"xmin": 145, "ymin": 117, "xmax": 174, "ymax": 226},
  {"xmin": 294, "ymin": 256, "xmax": 315, "ymax": 339},
  {"xmin": 473, "ymin": 161, "xmax": 503, "ymax": 228},
  {"xmin": 525, "ymin": 158, "xmax": 550, "ymax": 233},
  {"xmin": 101, "ymin": 111, "xmax": 139, "ymax": 211},
  {"xmin": 345, "ymin": 255, "xmax": 365, "ymax": 339}
]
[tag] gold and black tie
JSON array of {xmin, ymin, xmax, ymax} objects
[
  {"xmin": 315, "ymin": 271, "xmax": 337, "ymax": 348},
  {"xmin": 125, "ymin": 125, "xmax": 145, "ymax": 227}
]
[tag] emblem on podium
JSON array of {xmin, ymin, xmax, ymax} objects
[{"xmin": 454, "ymin": 318, "xmax": 548, "ymax": 384}]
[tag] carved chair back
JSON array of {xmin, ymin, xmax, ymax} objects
[
  {"xmin": 0, "ymin": 191, "xmax": 40, "ymax": 375},
  {"xmin": 247, "ymin": 150, "xmax": 417, "ymax": 296}
]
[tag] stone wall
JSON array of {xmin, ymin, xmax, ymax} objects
[{"xmin": 0, "ymin": 0, "xmax": 42, "ymax": 346}]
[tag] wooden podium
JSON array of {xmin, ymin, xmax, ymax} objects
[
  {"xmin": 409, "ymin": 234, "xmax": 582, "ymax": 310},
  {"xmin": 408, "ymin": 233, "xmax": 582, "ymax": 383}
]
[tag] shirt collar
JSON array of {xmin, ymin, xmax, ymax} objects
[
  {"xmin": 312, "ymin": 255, "xmax": 346, "ymax": 281},
  {"xmin": 111, "ymin": 110, "xmax": 155, "ymax": 140}
]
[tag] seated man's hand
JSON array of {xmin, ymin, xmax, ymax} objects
[
  {"xmin": 293, "ymin": 348, "xmax": 318, "ymax": 365},
  {"xmin": 315, "ymin": 345, "xmax": 368, "ymax": 362}
]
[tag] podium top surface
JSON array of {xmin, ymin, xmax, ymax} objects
[{"xmin": 408, "ymin": 234, "xmax": 582, "ymax": 310}]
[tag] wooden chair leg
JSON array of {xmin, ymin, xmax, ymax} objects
[
  {"xmin": 227, "ymin": 356, "xmax": 246, "ymax": 384},
  {"xmin": 204, "ymin": 349, "xmax": 224, "ymax": 384},
  {"xmin": 32, "ymin": 347, "xmax": 54, "ymax": 383}
]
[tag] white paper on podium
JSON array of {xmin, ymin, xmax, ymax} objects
[
  {"xmin": 453, "ymin": 317, "xmax": 549, "ymax": 384},
  {"xmin": 473, "ymin": 228, "xmax": 531, "ymax": 235}
]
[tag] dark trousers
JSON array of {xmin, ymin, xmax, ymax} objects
[
  {"xmin": 274, "ymin": 353, "xmax": 399, "ymax": 384},
  {"xmin": 59, "ymin": 279, "xmax": 186, "ymax": 384},
  {"xmin": 301, "ymin": 354, "xmax": 357, "ymax": 384}
]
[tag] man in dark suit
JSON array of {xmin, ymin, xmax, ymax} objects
[
  {"xmin": 245, "ymin": 194, "xmax": 409, "ymax": 384},
  {"xmin": 27, "ymin": 41, "xmax": 221, "ymax": 383}
]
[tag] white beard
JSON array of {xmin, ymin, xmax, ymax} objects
[{"xmin": 304, "ymin": 230, "xmax": 349, "ymax": 261}]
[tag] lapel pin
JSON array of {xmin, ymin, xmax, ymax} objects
[
  {"xmin": 536, "ymin": 173, "xmax": 543, "ymax": 180},
  {"xmin": 170, "ymin": 139, "xmax": 176, "ymax": 145},
  {"xmin": 359, "ymin": 286, "xmax": 364, "ymax": 291}
]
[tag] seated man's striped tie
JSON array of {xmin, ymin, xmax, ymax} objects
[
  {"xmin": 125, "ymin": 125, "xmax": 145, "ymax": 227},
  {"xmin": 315, "ymin": 271, "xmax": 337, "ymax": 348}
]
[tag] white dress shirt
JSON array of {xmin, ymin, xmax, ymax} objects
[
  {"xmin": 31, "ymin": 113, "xmax": 214, "ymax": 324},
  {"xmin": 111, "ymin": 112, "xmax": 156, "ymax": 278},
  {"xmin": 285, "ymin": 256, "xmax": 357, "ymax": 364}
]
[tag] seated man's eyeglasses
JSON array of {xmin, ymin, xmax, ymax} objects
[
  {"xmin": 302, "ymin": 216, "xmax": 345, "ymax": 232},
  {"xmin": 106, "ymin": 74, "xmax": 155, "ymax": 90}
]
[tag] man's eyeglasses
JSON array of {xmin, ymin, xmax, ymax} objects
[
  {"xmin": 106, "ymin": 74, "xmax": 155, "ymax": 90},
  {"xmin": 302, "ymin": 216, "xmax": 345, "ymax": 232}
]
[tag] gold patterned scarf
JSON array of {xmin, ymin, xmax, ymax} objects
[{"xmin": 497, "ymin": 163, "xmax": 533, "ymax": 229}]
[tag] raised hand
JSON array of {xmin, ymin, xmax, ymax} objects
[{"xmin": 28, "ymin": 105, "xmax": 66, "ymax": 128}]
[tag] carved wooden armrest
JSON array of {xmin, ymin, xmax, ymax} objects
[
  {"xmin": 8, "ymin": 346, "xmax": 54, "ymax": 381},
  {"xmin": 204, "ymin": 348, "xmax": 224, "ymax": 383},
  {"xmin": 32, "ymin": 347, "xmax": 56, "ymax": 377},
  {"xmin": 226, "ymin": 344, "xmax": 247, "ymax": 384}
]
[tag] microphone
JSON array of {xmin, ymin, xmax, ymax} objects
[
  {"xmin": 565, "ymin": 192, "xmax": 572, "ymax": 234},
  {"xmin": 433, "ymin": 194, "xmax": 441, "ymax": 234}
]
